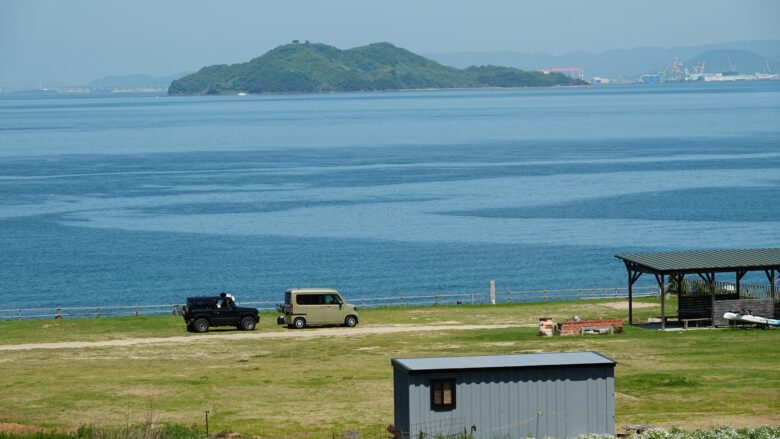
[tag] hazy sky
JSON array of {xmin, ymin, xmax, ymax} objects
[{"xmin": 2, "ymin": 0, "xmax": 779, "ymax": 86}]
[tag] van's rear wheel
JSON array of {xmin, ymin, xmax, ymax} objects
[
  {"xmin": 293, "ymin": 318, "xmax": 306, "ymax": 329},
  {"xmin": 344, "ymin": 315, "xmax": 358, "ymax": 328},
  {"xmin": 239, "ymin": 316, "xmax": 256, "ymax": 331},
  {"xmin": 192, "ymin": 318, "xmax": 209, "ymax": 333}
]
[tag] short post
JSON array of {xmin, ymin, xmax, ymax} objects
[
  {"xmin": 489, "ymin": 280, "xmax": 496, "ymax": 305},
  {"xmin": 205, "ymin": 410, "xmax": 209, "ymax": 438},
  {"xmin": 470, "ymin": 292, "xmax": 474, "ymax": 304},
  {"xmin": 135, "ymin": 306, "xmax": 140, "ymax": 317},
  {"xmin": 55, "ymin": 307, "xmax": 62, "ymax": 319}
]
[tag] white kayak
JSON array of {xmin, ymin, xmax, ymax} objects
[{"xmin": 723, "ymin": 312, "xmax": 780, "ymax": 326}]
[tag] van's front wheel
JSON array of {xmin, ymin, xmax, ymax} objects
[
  {"xmin": 293, "ymin": 317, "xmax": 306, "ymax": 329},
  {"xmin": 344, "ymin": 315, "xmax": 358, "ymax": 328}
]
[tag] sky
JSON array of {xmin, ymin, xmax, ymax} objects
[{"xmin": 1, "ymin": 0, "xmax": 779, "ymax": 87}]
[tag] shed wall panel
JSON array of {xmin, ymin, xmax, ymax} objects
[
  {"xmin": 404, "ymin": 366, "xmax": 613, "ymax": 438},
  {"xmin": 393, "ymin": 368, "xmax": 410, "ymax": 433}
]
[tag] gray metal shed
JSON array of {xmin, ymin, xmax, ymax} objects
[{"xmin": 391, "ymin": 352, "xmax": 616, "ymax": 439}]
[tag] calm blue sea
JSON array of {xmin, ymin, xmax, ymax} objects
[{"xmin": 1, "ymin": 82, "xmax": 779, "ymax": 308}]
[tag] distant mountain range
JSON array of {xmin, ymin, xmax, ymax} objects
[
  {"xmin": 73, "ymin": 39, "xmax": 780, "ymax": 94},
  {"xmin": 168, "ymin": 42, "xmax": 583, "ymax": 95},
  {"xmin": 426, "ymin": 40, "xmax": 780, "ymax": 78},
  {"xmin": 685, "ymin": 49, "xmax": 779, "ymax": 74}
]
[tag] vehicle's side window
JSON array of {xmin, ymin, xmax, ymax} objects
[
  {"xmin": 430, "ymin": 379, "xmax": 456, "ymax": 411},
  {"xmin": 296, "ymin": 294, "xmax": 323, "ymax": 305},
  {"xmin": 324, "ymin": 294, "xmax": 340, "ymax": 304}
]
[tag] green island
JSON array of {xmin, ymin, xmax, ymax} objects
[
  {"xmin": 167, "ymin": 42, "xmax": 585, "ymax": 95},
  {"xmin": 1, "ymin": 298, "xmax": 778, "ymax": 438}
]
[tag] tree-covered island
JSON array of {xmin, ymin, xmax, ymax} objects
[{"xmin": 168, "ymin": 42, "xmax": 585, "ymax": 95}]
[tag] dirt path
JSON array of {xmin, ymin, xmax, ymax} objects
[
  {"xmin": 601, "ymin": 301, "xmax": 658, "ymax": 310},
  {"xmin": 0, "ymin": 323, "xmax": 532, "ymax": 351}
]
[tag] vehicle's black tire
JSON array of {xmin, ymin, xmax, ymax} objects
[
  {"xmin": 192, "ymin": 318, "xmax": 209, "ymax": 333},
  {"xmin": 344, "ymin": 315, "xmax": 358, "ymax": 328},
  {"xmin": 293, "ymin": 317, "xmax": 306, "ymax": 329},
  {"xmin": 240, "ymin": 316, "xmax": 256, "ymax": 331}
]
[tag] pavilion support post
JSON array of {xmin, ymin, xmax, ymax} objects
[
  {"xmin": 766, "ymin": 269, "xmax": 777, "ymax": 302},
  {"xmin": 708, "ymin": 273, "xmax": 716, "ymax": 328},
  {"xmin": 777, "ymin": 270, "xmax": 780, "ymax": 304},
  {"xmin": 625, "ymin": 261, "xmax": 642, "ymax": 325},
  {"xmin": 736, "ymin": 270, "xmax": 747, "ymax": 297},
  {"xmin": 627, "ymin": 271, "xmax": 633, "ymax": 325},
  {"xmin": 654, "ymin": 274, "xmax": 665, "ymax": 330},
  {"xmin": 697, "ymin": 272, "xmax": 716, "ymax": 327},
  {"xmin": 671, "ymin": 273, "xmax": 684, "ymax": 322}
]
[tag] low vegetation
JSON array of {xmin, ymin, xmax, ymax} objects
[
  {"xmin": 0, "ymin": 422, "xmax": 201, "ymax": 439},
  {"xmin": 2, "ymin": 424, "xmax": 779, "ymax": 439},
  {"xmin": 167, "ymin": 42, "xmax": 584, "ymax": 95},
  {"xmin": 582, "ymin": 426, "xmax": 780, "ymax": 439},
  {"xmin": 1, "ymin": 298, "xmax": 778, "ymax": 438}
]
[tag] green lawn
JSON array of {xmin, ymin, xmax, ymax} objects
[{"xmin": 1, "ymin": 298, "xmax": 778, "ymax": 438}]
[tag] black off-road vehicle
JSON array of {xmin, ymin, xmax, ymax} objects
[{"xmin": 182, "ymin": 293, "xmax": 259, "ymax": 333}]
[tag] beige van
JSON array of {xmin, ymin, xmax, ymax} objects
[{"xmin": 277, "ymin": 288, "xmax": 359, "ymax": 329}]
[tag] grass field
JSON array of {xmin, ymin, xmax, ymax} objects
[{"xmin": 1, "ymin": 298, "xmax": 778, "ymax": 438}]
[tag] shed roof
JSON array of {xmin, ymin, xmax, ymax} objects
[
  {"xmin": 392, "ymin": 352, "xmax": 615, "ymax": 374},
  {"xmin": 615, "ymin": 248, "xmax": 780, "ymax": 274}
]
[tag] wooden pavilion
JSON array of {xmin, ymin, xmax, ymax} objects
[{"xmin": 615, "ymin": 248, "xmax": 780, "ymax": 329}]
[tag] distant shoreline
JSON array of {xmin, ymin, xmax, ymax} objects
[
  {"xmin": 10, "ymin": 78, "xmax": 780, "ymax": 98},
  {"xmin": 198, "ymin": 83, "xmax": 594, "ymax": 97},
  {"xmin": 2, "ymin": 84, "xmax": 591, "ymax": 98}
]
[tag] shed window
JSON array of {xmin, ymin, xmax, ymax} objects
[{"xmin": 430, "ymin": 379, "xmax": 456, "ymax": 410}]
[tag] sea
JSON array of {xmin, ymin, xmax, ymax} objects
[{"xmin": 1, "ymin": 82, "xmax": 779, "ymax": 309}]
